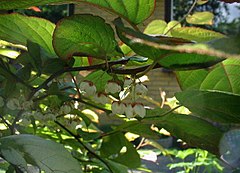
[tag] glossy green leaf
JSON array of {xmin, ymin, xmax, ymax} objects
[
  {"xmin": 219, "ymin": 129, "xmax": 240, "ymax": 168},
  {"xmin": 0, "ymin": 0, "xmax": 155, "ymax": 24},
  {"xmin": 100, "ymin": 132, "xmax": 141, "ymax": 168},
  {"xmin": 105, "ymin": 159, "xmax": 128, "ymax": 173},
  {"xmin": 175, "ymin": 90, "xmax": 240, "ymax": 123},
  {"xmin": 186, "ymin": 11, "xmax": 214, "ymax": 25},
  {"xmin": 53, "ymin": 14, "xmax": 121, "ymax": 60},
  {"xmin": 0, "ymin": 13, "xmax": 55, "ymax": 56},
  {"xmin": 0, "ymin": 134, "xmax": 83, "ymax": 173},
  {"xmin": 158, "ymin": 53, "xmax": 224, "ymax": 70},
  {"xmin": 177, "ymin": 59, "xmax": 240, "ymax": 94},
  {"xmin": 171, "ymin": 27, "xmax": 225, "ymax": 42},
  {"xmin": 144, "ymin": 108, "xmax": 223, "ymax": 154}
]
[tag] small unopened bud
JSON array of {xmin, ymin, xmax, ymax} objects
[
  {"xmin": 95, "ymin": 92, "xmax": 109, "ymax": 104},
  {"xmin": 125, "ymin": 104, "xmax": 135, "ymax": 119},
  {"xmin": 135, "ymin": 83, "xmax": 148, "ymax": 96},
  {"xmin": 133, "ymin": 103, "xmax": 146, "ymax": 118},
  {"xmin": 105, "ymin": 81, "xmax": 121, "ymax": 94},
  {"xmin": 7, "ymin": 98, "xmax": 20, "ymax": 110},
  {"xmin": 111, "ymin": 101, "xmax": 126, "ymax": 115},
  {"xmin": 80, "ymin": 80, "xmax": 96, "ymax": 97}
]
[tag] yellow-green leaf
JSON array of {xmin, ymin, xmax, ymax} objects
[{"xmin": 186, "ymin": 11, "xmax": 214, "ymax": 25}]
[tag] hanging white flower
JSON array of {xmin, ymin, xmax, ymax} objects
[
  {"xmin": 7, "ymin": 98, "xmax": 20, "ymax": 110},
  {"xmin": 125, "ymin": 103, "xmax": 135, "ymax": 119},
  {"xmin": 133, "ymin": 103, "xmax": 146, "ymax": 118},
  {"xmin": 111, "ymin": 101, "xmax": 126, "ymax": 115},
  {"xmin": 105, "ymin": 81, "xmax": 121, "ymax": 94},
  {"xmin": 79, "ymin": 80, "xmax": 96, "ymax": 97},
  {"xmin": 135, "ymin": 83, "xmax": 148, "ymax": 96},
  {"xmin": 95, "ymin": 92, "xmax": 110, "ymax": 104}
]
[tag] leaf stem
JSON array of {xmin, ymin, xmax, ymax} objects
[{"xmin": 54, "ymin": 120, "xmax": 114, "ymax": 173}]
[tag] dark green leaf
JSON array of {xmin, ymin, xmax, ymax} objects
[
  {"xmin": 27, "ymin": 40, "xmax": 42, "ymax": 74},
  {"xmin": 42, "ymin": 58, "xmax": 65, "ymax": 74},
  {"xmin": 114, "ymin": 18, "xmax": 240, "ymax": 59},
  {"xmin": 53, "ymin": 14, "xmax": 121, "ymax": 60},
  {"xmin": 219, "ymin": 129, "xmax": 240, "ymax": 168},
  {"xmin": 0, "ymin": 13, "xmax": 55, "ymax": 55},
  {"xmin": 16, "ymin": 64, "xmax": 31, "ymax": 81},
  {"xmin": 175, "ymin": 90, "xmax": 240, "ymax": 123},
  {"xmin": 0, "ymin": 134, "xmax": 83, "ymax": 173},
  {"xmin": 105, "ymin": 159, "xmax": 128, "ymax": 173},
  {"xmin": 100, "ymin": 132, "xmax": 141, "ymax": 168},
  {"xmin": 144, "ymin": 108, "xmax": 223, "ymax": 154},
  {"xmin": 159, "ymin": 53, "xmax": 224, "ymax": 70}
]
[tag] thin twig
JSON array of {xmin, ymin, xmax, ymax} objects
[
  {"xmin": 69, "ymin": 73, "xmax": 81, "ymax": 98},
  {"xmin": 0, "ymin": 114, "xmax": 13, "ymax": 132},
  {"xmin": 54, "ymin": 121, "xmax": 114, "ymax": 173}
]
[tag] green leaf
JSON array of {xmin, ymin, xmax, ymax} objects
[
  {"xmin": 144, "ymin": 20, "xmax": 167, "ymax": 35},
  {"xmin": 177, "ymin": 59, "xmax": 240, "ymax": 94},
  {"xmin": 144, "ymin": 108, "xmax": 223, "ymax": 154},
  {"xmin": 0, "ymin": 48, "xmax": 19, "ymax": 59},
  {"xmin": 100, "ymin": 132, "xmax": 141, "ymax": 168},
  {"xmin": 0, "ymin": 13, "xmax": 56, "ymax": 56},
  {"xmin": 186, "ymin": 11, "xmax": 214, "ymax": 25},
  {"xmin": 53, "ymin": 14, "xmax": 121, "ymax": 60},
  {"xmin": 84, "ymin": 70, "xmax": 112, "ymax": 92},
  {"xmin": 171, "ymin": 27, "xmax": 225, "ymax": 42},
  {"xmin": 114, "ymin": 18, "xmax": 240, "ymax": 59},
  {"xmin": 0, "ymin": 0, "xmax": 155, "ymax": 24},
  {"xmin": 175, "ymin": 90, "xmax": 240, "ymax": 123},
  {"xmin": 105, "ymin": 159, "xmax": 128, "ymax": 173},
  {"xmin": 197, "ymin": 0, "xmax": 209, "ymax": 5},
  {"xmin": 176, "ymin": 69, "xmax": 209, "ymax": 90},
  {"xmin": 0, "ymin": 134, "xmax": 83, "ymax": 173},
  {"xmin": 158, "ymin": 53, "xmax": 224, "ymax": 70},
  {"xmin": 219, "ymin": 129, "xmax": 240, "ymax": 168}
]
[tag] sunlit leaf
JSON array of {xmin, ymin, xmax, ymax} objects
[
  {"xmin": 186, "ymin": 12, "xmax": 214, "ymax": 25},
  {"xmin": 53, "ymin": 14, "xmax": 121, "ymax": 60},
  {"xmin": 0, "ymin": 13, "xmax": 56, "ymax": 56},
  {"xmin": 144, "ymin": 20, "xmax": 167, "ymax": 35},
  {"xmin": 197, "ymin": 0, "xmax": 208, "ymax": 5},
  {"xmin": 0, "ymin": 48, "xmax": 19, "ymax": 59}
]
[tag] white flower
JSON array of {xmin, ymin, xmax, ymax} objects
[
  {"xmin": 0, "ymin": 96, "xmax": 4, "ymax": 107},
  {"xmin": 22, "ymin": 100, "xmax": 33, "ymax": 110},
  {"xmin": 80, "ymin": 80, "xmax": 96, "ymax": 97},
  {"xmin": 135, "ymin": 83, "xmax": 148, "ymax": 96},
  {"xmin": 95, "ymin": 92, "xmax": 109, "ymax": 104},
  {"xmin": 105, "ymin": 81, "xmax": 121, "ymax": 94},
  {"xmin": 123, "ymin": 78, "xmax": 132, "ymax": 88},
  {"xmin": 133, "ymin": 103, "xmax": 146, "ymax": 118},
  {"xmin": 7, "ymin": 98, "xmax": 20, "ymax": 110},
  {"xmin": 60, "ymin": 105, "xmax": 72, "ymax": 114},
  {"xmin": 125, "ymin": 104, "xmax": 135, "ymax": 119},
  {"xmin": 111, "ymin": 101, "xmax": 126, "ymax": 115}
]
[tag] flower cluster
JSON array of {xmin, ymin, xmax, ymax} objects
[{"xmin": 79, "ymin": 78, "xmax": 148, "ymax": 118}]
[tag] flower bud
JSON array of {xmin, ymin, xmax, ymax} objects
[
  {"xmin": 135, "ymin": 83, "xmax": 148, "ymax": 96},
  {"xmin": 111, "ymin": 101, "xmax": 126, "ymax": 115},
  {"xmin": 7, "ymin": 98, "xmax": 20, "ymax": 110},
  {"xmin": 95, "ymin": 92, "xmax": 109, "ymax": 104},
  {"xmin": 125, "ymin": 103, "xmax": 135, "ymax": 119},
  {"xmin": 80, "ymin": 80, "xmax": 96, "ymax": 97},
  {"xmin": 105, "ymin": 81, "xmax": 121, "ymax": 94},
  {"xmin": 133, "ymin": 103, "xmax": 146, "ymax": 118}
]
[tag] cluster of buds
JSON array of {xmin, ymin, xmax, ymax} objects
[
  {"xmin": 111, "ymin": 101, "xmax": 146, "ymax": 118},
  {"xmin": 5, "ymin": 97, "xmax": 33, "ymax": 111}
]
